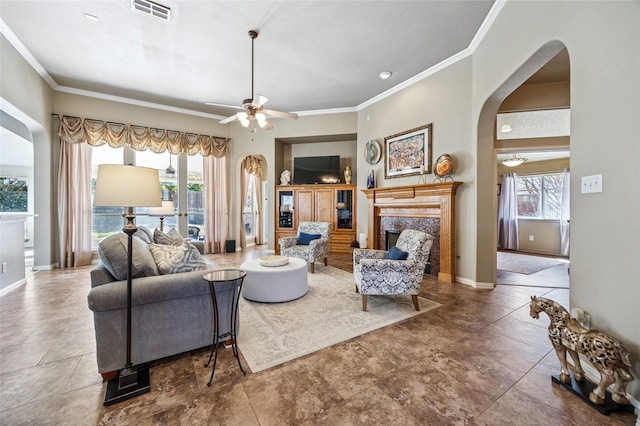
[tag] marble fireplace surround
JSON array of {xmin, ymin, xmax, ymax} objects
[{"xmin": 362, "ymin": 182, "xmax": 461, "ymax": 283}]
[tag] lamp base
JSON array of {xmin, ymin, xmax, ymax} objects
[{"xmin": 103, "ymin": 367, "xmax": 150, "ymax": 406}]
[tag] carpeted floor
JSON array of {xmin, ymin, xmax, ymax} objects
[
  {"xmin": 497, "ymin": 251, "xmax": 564, "ymax": 275},
  {"xmin": 237, "ymin": 265, "xmax": 440, "ymax": 372}
]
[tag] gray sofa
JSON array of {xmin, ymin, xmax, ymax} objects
[{"xmin": 87, "ymin": 229, "xmax": 234, "ymax": 375}]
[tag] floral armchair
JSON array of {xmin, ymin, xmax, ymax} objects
[
  {"xmin": 353, "ymin": 229, "xmax": 434, "ymax": 311},
  {"xmin": 279, "ymin": 222, "xmax": 331, "ymax": 273}
]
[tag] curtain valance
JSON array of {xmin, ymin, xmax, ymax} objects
[
  {"xmin": 243, "ymin": 155, "xmax": 263, "ymax": 177},
  {"xmin": 57, "ymin": 115, "xmax": 230, "ymax": 157}
]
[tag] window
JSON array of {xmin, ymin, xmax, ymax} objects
[
  {"xmin": 517, "ymin": 173, "xmax": 563, "ymax": 219},
  {"xmin": 186, "ymin": 154, "xmax": 204, "ymax": 240},
  {"xmin": 135, "ymin": 150, "xmax": 177, "ymax": 231},
  {"xmin": 0, "ymin": 177, "xmax": 28, "ymax": 212},
  {"xmin": 91, "ymin": 145, "xmax": 124, "ymax": 248},
  {"xmin": 244, "ymin": 174, "xmax": 255, "ymax": 238}
]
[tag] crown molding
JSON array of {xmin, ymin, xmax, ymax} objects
[
  {"xmin": 56, "ymin": 86, "xmax": 224, "ymax": 120},
  {"xmin": 357, "ymin": 0, "xmax": 508, "ymax": 111},
  {"xmin": 0, "ymin": 17, "xmax": 58, "ymax": 89},
  {"xmin": 3, "ymin": 1, "xmax": 507, "ymax": 119}
]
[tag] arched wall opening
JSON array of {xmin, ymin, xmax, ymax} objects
[{"xmin": 475, "ymin": 40, "xmax": 568, "ymax": 286}]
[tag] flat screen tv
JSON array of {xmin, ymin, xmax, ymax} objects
[{"xmin": 293, "ymin": 155, "xmax": 341, "ymax": 184}]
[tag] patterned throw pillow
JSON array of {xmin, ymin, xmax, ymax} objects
[
  {"xmin": 153, "ymin": 227, "xmax": 184, "ymax": 246},
  {"xmin": 148, "ymin": 242, "xmax": 207, "ymax": 274}
]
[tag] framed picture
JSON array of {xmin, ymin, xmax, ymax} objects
[{"xmin": 384, "ymin": 124, "xmax": 432, "ymax": 179}]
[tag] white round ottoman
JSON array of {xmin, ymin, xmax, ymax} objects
[{"xmin": 241, "ymin": 257, "xmax": 308, "ymax": 303}]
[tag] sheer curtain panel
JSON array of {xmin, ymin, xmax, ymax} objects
[
  {"xmin": 58, "ymin": 139, "xmax": 93, "ymax": 267},
  {"xmin": 498, "ymin": 173, "xmax": 519, "ymax": 250},
  {"xmin": 203, "ymin": 155, "xmax": 229, "ymax": 254}
]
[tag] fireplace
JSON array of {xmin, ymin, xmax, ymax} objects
[
  {"xmin": 385, "ymin": 230, "xmax": 400, "ymax": 250},
  {"xmin": 362, "ymin": 182, "xmax": 461, "ymax": 283}
]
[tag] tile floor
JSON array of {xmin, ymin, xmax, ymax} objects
[{"xmin": 0, "ymin": 247, "xmax": 636, "ymax": 425}]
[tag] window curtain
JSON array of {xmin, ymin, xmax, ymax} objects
[
  {"xmin": 203, "ymin": 155, "xmax": 228, "ymax": 254},
  {"xmin": 560, "ymin": 169, "xmax": 570, "ymax": 256},
  {"xmin": 254, "ymin": 173, "xmax": 264, "ymax": 245},
  {"xmin": 498, "ymin": 173, "xmax": 519, "ymax": 250},
  {"xmin": 239, "ymin": 156, "xmax": 263, "ymax": 249},
  {"xmin": 57, "ymin": 137, "xmax": 93, "ymax": 267},
  {"xmin": 56, "ymin": 114, "xmax": 230, "ymax": 257},
  {"xmin": 58, "ymin": 115, "xmax": 229, "ymax": 156}
]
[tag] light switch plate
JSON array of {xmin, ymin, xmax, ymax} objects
[{"xmin": 581, "ymin": 174, "xmax": 602, "ymax": 193}]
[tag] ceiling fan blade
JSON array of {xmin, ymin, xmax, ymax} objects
[
  {"xmin": 205, "ymin": 102, "xmax": 245, "ymax": 110},
  {"xmin": 263, "ymin": 109, "xmax": 298, "ymax": 120},
  {"xmin": 252, "ymin": 94, "xmax": 268, "ymax": 108},
  {"xmin": 219, "ymin": 114, "xmax": 239, "ymax": 124}
]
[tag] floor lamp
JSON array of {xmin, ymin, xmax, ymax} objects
[
  {"xmin": 94, "ymin": 164, "xmax": 162, "ymax": 406},
  {"xmin": 148, "ymin": 200, "xmax": 174, "ymax": 231}
]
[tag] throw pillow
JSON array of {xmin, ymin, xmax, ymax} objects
[
  {"xmin": 98, "ymin": 233, "xmax": 159, "ymax": 280},
  {"xmin": 149, "ymin": 242, "xmax": 207, "ymax": 275},
  {"xmin": 133, "ymin": 225, "xmax": 154, "ymax": 243},
  {"xmin": 383, "ymin": 246, "xmax": 409, "ymax": 260},
  {"xmin": 154, "ymin": 227, "xmax": 183, "ymax": 246},
  {"xmin": 297, "ymin": 232, "xmax": 321, "ymax": 245}
]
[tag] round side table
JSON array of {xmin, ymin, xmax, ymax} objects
[{"xmin": 202, "ymin": 268, "xmax": 247, "ymax": 386}]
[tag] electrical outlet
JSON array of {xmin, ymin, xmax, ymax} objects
[{"xmin": 528, "ymin": 235, "xmax": 534, "ymax": 241}]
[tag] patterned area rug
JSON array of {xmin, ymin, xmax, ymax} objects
[
  {"xmin": 237, "ymin": 266, "xmax": 440, "ymax": 373},
  {"xmin": 497, "ymin": 251, "xmax": 564, "ymax": 275}
]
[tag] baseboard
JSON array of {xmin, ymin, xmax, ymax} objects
[
  {"xmin": 0, "ymin": 278, "xmax": 27, "ymax": 297},
  {"xmin": 455, "ymin": 276, "xmax": 494, "ymax": 289},
  {"xmin": 33, "ymin": 263, "xmax": 58, "ymax": 271}
]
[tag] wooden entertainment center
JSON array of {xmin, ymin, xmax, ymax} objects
[{"xmin": 275, "ymin": 184, "xmax": 356, "ymax": 253}]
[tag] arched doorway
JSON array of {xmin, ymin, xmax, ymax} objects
[
  {"xmin": 476, "ymin": 40, "xmax": 569, "ymax": 287},
  {"xmin": 239, "ymin": 154, "xmax": 268, "ymax": 250}
]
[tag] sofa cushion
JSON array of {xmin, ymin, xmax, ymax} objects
[
  {"xmin": 98, "ymin": 233, "xmax": 159, "ymax": 281},
  {"xmin": 154, "ymin": 227, "xmax": 184, "ymax": 246},
  {"xmin": 134, "ymin": 225, "xmax": 154, "ymax": 243},
  {"xmin": 297, "ymin": 232, "xmax": 321, "ymax": 246},
  {"xmin": 149, "ymin": 242, "xmax": 208, "ymax": 274},
  {"xmin": 383, "ymin": 246, "xmax": 409, "ymax": 260}
]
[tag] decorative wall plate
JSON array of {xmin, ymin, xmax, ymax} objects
[
  {"xmin": 364, "ymin": 139, "xmax": 382, "ymax": 165},
  {"xmin": 434, "ymin": 154, "xmax": 453, "ymax": 177}
]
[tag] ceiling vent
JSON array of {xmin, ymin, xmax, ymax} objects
[{"xmin": 131, "ymin": 0, "xmax": 171, "ymax": 22}]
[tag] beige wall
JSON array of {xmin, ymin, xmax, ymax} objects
[
  {"xmin": 228, "ymin": 113, "xmax": 357, "ymax": 249},
  {"xmin": 472, "ymin": 1, "xmax": 640, "ymax": 399},
  {"xmin": 1, "ymin": 35, "xmax": 55, "ymax": 269},
  {"xmin": 288, "ymin": 140, "xmax": 357, "ymax": 183}
]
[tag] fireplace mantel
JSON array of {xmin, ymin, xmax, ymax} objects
[{"xmin": 362, "ymin": 182, "xmax": 461, "ymax": 283}]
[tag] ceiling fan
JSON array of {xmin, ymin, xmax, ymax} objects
[{"xmin": 208, "ymin": 30, "xmax": 298, "ymax": 130}]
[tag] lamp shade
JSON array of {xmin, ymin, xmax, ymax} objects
[
  {"xmin": 94, "ymin": 164, "xmax": 162, "ymax": 208},
  {"xmin": 148, "ymin": 200, "xmax": 174, "ymax": 216}
]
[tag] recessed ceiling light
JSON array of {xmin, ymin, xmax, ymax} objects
[
  {"xmin": 379, "ymin": 71, "xmax": 392, "ymax": 80},
  {"xmin": 84, "ymin": 13, "xmax": 99, "ymax": 21}
]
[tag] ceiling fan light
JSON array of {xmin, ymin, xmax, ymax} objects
[{"xmin": 238, "ymin": 112, "xmax": 250, "ymax": 127}]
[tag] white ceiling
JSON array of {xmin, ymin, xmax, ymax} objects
[{"xmin": 0, "ymin": 0, "xmax": 496, "ymax": 119}]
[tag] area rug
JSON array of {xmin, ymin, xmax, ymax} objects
[
  {"xmin": 237, "ymin": 266, "xmax": 441, "ymax": 373},
  {"xmin": 497, "ymin": 251, "xmax": 564, "ymax": 275}
]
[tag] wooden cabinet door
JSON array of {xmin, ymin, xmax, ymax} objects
[
  {"xmin": 314, "ymin": 188, "xmax": 334, "ymax": 226},
  {"xmin": 295, "ymin": 189, "xmax": 314, "ymax": 225}
]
